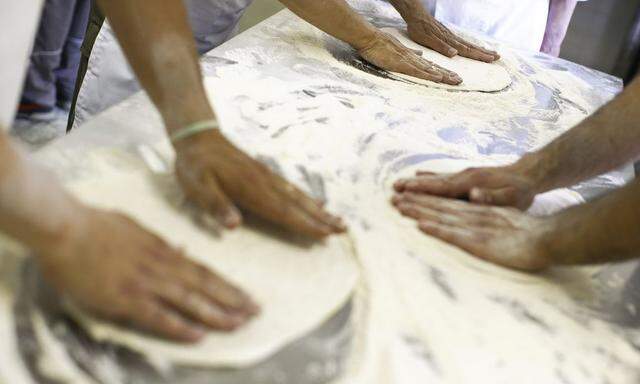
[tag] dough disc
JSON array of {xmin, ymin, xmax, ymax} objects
[
  {"xmin": 65, "ymin": 169, "xmax": 359, "ymax": 367},
  {"xmin": 380, "ymin": 27, "xmax": 512, "ymax": 92}
]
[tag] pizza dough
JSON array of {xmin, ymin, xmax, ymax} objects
[
  {"xmin": 65, "ymin": 168, "xmax": 359, "ymax": 367},
  {"xmin": 379, "ymin": 28, "xmax": 512, "ymax": 92}
]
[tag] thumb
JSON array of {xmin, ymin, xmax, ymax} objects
[{"xmin": 201, "ymin": 173, "xmax": 242, "ymax": 228}]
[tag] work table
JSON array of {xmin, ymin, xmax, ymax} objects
[{"xmin": 2, "ymin": 1, "xmax": 639, "ymax": 383}]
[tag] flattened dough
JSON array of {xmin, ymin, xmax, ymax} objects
[
  {"xmin": 65, "ymin": 169, "xmax": 359, "ymax": 367},
  {"xmin": 380, "ymin": 28, "xmax": 512, "ymax": 92}
]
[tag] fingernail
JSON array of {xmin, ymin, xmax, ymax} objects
[
  {"xmin": 448, "ymin": 48, "xmax": 458, "ymax": 57},
  {"xmin": 334, "ymin": 218, "xmax": 347, "ymax": 232},
  {"xmin": 185, "ymin": 327, "xmax": 206, "ymax": 342},
  {"xmin": 222, "ymin": 207, "xmax": 242, "ymax": 229},
  {"xmin": 470, "ymin": 188, "xmax": 483, "ymax": 202},
  {"xmin": 406, "ymin": 181, "xmax": 417, "ymax": 189},
  {"xmin": 247, "ymin": 300, "xmax": 261, "ymax": 315}
]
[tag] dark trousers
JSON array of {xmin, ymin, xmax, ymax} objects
[{"xmin": 21, "ymin": 0, "xmax": 90, "ymax": 108}]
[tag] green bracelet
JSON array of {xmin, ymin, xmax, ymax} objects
[{"xmin": 170, "ymin": 119, "xmax": 219, "ymax": 142}]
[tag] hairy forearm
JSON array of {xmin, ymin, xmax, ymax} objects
[
  {"xmin": 541, "ymin": 0, "xmax": 578, "ymax": 55},
  {"xmin": 544, "ymin": 178, "xmax": 640, "ymax": 265},
  {"xmin": 278, "ymin": 0, "xmax": 377, "ymax": 50},
  {"xmin": 0, "ymin": 133, "xmax": 82, "ymax": 255},
  {"xmin": 514, "ymin": 78, "xmax": 640, "ymax": 193},
  {"xmin": 95, "ymin": 0, "xmax": 214, "ymax": 134}
]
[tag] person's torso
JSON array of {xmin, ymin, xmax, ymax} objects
[
  {"xmin": 0, "ymin": 0, "xmax": 44, "ymax": 128},
  {"xmin": 185, "ymin": 0, "xmax": 255, "ymax": 53},
  {"xmin": 432, "ymin": 0, "xmax": 550, "ymax": 51}
]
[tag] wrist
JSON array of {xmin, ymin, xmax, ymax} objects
[
  {"xmin": 537, "ymin": 205, "xmax": 588, "ymax": 266},
  {"xmin": 352, "ymin": 26, "xmax": 381, "ymax": 51},
  {"xmin": 509, "ymin": 152, "xmax": 554, "ymax": 194},
  {"xmin": 31, "ymin": 199, "xmax": 91, "ymax": 265},
  {"xmin": 160, "ymin": 92, "xmax": 217, "ymax": 137},
  {"xmin": 389, "ymin": 0, "xmax": 430, "ymax": 24},
  {"xmin": 173, "ymin": 127, "xmax": 228, "ymax": 155}
]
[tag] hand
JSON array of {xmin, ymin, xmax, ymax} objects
[
  {"xmin": 358, "ymin": 31, "xmax": 462, "ymax": 85},
  {"xmin": 392, "ymin": 192, "xmax": 552, "ymax": 271},
  {"xmin": 38, "ymin": 207, "xmax": 259, "ymax": 342},
  {"xmin": 174, "ymin": 130, "xmax": 345, "ymax": 238},
  {"xmin": 394, "ymin": 165, "xmax": 538, "ymax": 210},
  {"xmin": 406, "ymin": 14, "xmax": 500, "ymax": 62}
]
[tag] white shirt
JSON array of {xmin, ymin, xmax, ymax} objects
[
  {"xmin": 0, "ymin": 1, "xmax": 43, "ymax": 129},
  {"xmin": 430, "ymin": 0, "xmax": 586, "ymax": 52}
]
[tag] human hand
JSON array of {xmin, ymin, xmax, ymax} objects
[
  {"xmin": 394, "ymin": 164, "xmax": 538, "ymax": 210},
  {"xmin": 174, "ymin": 130, "xmax": 345, "ymax": 238},
  {"xmin": 38, "ymin": 207, "xmax": 259, "ymax": 342},
  {"xmin": 392, "ymin": 192, "xmax": 552, "ymax": 271},
  {"xmin": 406, "ymin": 14, "xmax": 500, "ymax": 62},
  {"xmin": 358, "ymin": 30, "xmax": 462, "ymax": 85}
]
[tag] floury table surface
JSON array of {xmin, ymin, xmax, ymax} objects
[{"xmin": 3, "ymin": 1, "xmax": 639, "ymax": 383}]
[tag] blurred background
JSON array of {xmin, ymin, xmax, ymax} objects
[{"xmin": 239, "ymin": 0, "xmax": 640, "ymax": 82}]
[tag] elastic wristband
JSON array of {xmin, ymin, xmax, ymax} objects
[{"xmin": 170, "ymin": 119, "xmax": 219, "ymax": 142}]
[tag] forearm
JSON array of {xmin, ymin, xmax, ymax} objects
[
  {"xmin": 387, "ymin": 0, "xmax": 430, "ymax": 23},
  {"xmin": 95, "ymin": 0, "xmax": 214, "ymax": 134},
  {"xmin": 541, "ymin": 0, "xmax": 578, "ymax": 55},
  {"xmin": 278, "ymin": 0, "xmax": 378, "ymax": 50},
  {"xmin": 544, "ymin": 178, "xmax": 640, "ymax": 265},
  {"xmin": 513, "ymin": 78, "xmax": 640, "ymax": 194},
  {"xmin": 0, "ymin": 133, "xmax": 82, "ymax": 255}
]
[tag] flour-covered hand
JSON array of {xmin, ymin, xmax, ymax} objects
[
  {"xmin": 358, "ymin": 31, "xmax": 462, "ymax": 85},
  {"xmin": 394, "ymin": 165, "xmax": 538, "ymax": 210},
  {"xmin": 406, "ymin": 14, "xmax": 499, "ymax": 62},
  {"xmin": 392, "ymin": 192, "xmax": 552, "ymax": 271},
  {"xmin": 174, "ymin": 130, "xmax": 345, "ymax": 238},
  {"xmin": 38, "ymin": 207, "xmax": 258, "ymax": 342}
]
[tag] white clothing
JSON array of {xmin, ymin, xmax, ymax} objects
[
  {"xmin": 73, "ymin": 0, "xmax": 253, "ymax": 129},
  {"xmin": 0, "ymin": 0, "xmax": 44, "ymax": 129},
  {"xmin": 426, "ymin": 0, "xmax": 585, "ymax": 52}
]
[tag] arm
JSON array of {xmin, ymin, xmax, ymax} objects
[
  {"xmin": 392, "ymin": 177, "xmax": 640, "ymax": 271},
  {"xmin": 541, "ymin": 0, "xmax": 579, "ymax": 57},
  {"xmin": 0, "ymin": 131, "xmax": 256, "ymax": 341},
  {"xmin": 517, "ymin": 77, "xmax": 640, "ymax": 193},
  {"xmin": 97, "ymin": 0, "xmax": 344, "ymax": 238},
  {"xmin": 396, "ymin": 78, "xmax": 640, "ymax": 209}
]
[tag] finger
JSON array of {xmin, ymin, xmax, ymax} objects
[
  {"xmin": 417, "ymin": 221, "xmax": 486, "ymax": 258},
  {"xmin": 420, "ymin": 35, "xmax": 458, "ymax": 58},
  {"xmin": 272, "ymin": 180, "xmax": 346, "ymax": 233},
  {"xmin": 400, "ymin": 61, "xmax": 445, "ymax": 83},
  {"xmin": 200, "ymin": 173, "xmax": 242, "ymax": 229},
  {"xmin": 151, "ymin": 279, "xmax": 248, "ymax": 331},
  {"xmin": 126, "ymin": 298, "xmax": 206, "ymax": 342},
  {"xmin": 393, "ymin": 192, "xmax": 485, "ymax": 215},
  {"xmin": 470, "ymin": 187, "xmax": 519, "ymax": 207},
  {"xmin": 414, "ymin": 57, "xmax": 462, "ymax": 85},
  {"xmin": 165, "ymin": 256, "xmax": 260, "ymax": 316},
  {"xmin": 279, "ymin": 205, "xmax": 338, "ymax": 238},
  {"xmin": 397, "ymin": 176, "xmax": 469, "ymax": 198},
  {"xmin": 415, "ymin": 171, "xmax": 437, "ymax": 176},
  {"xmin": 447, "ymin": 37, "xmax": 498, "ymax": 63},
  {"xmin": 396, "ymin": 202, "xmax": 465, "ymax": 226}
]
